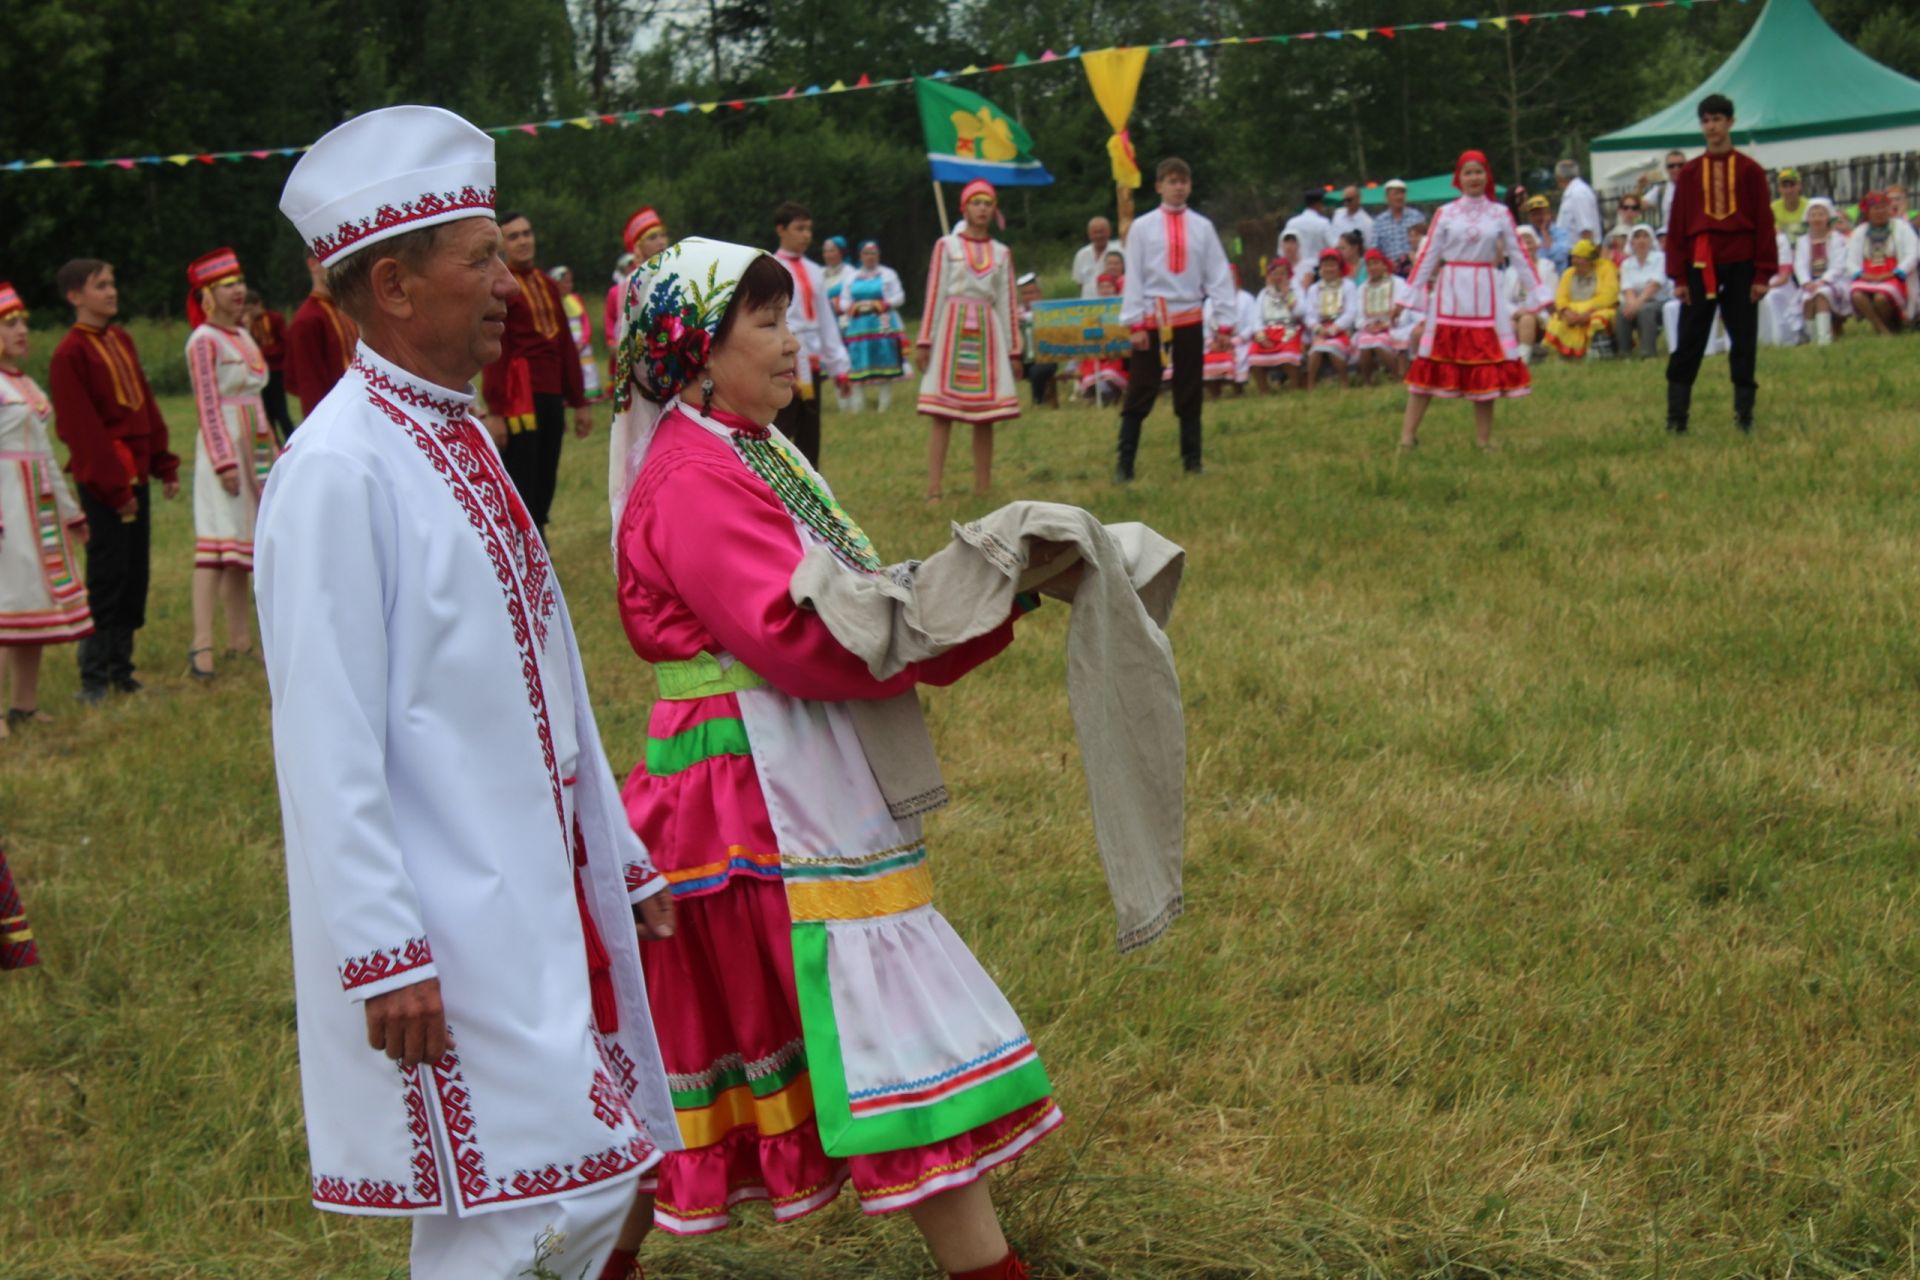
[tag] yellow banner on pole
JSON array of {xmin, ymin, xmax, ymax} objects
[{"xmin": 1082, "ymin": 46, "xmax": 1149, "ymax": 189}]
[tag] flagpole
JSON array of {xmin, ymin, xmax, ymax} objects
[{"xmin": 932, "ymin": 179, "xmax": 949, "ymax": 235}]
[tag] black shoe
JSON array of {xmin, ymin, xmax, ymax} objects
[
  {"xmin": 1666, "ymin": 419, "xmax": 1689, "ymax": 434},
  {"xmin": 75, "ymin": 684, "xmax": 108, "ymax": 705},
  {"xmin": 1184, "ymin": 463, "xmax": 1205, "ymax": 476},
  {"xmin": 1735, "ymin": 414, "xmax": 1754, "ymax": 434},
  {"xmin": 1112, "ymin": 466, "xmax": 1134, "ymax": 485},
  {"xmin": 113, "ymin": 675, "xmax": 144, "ymax": 694}
]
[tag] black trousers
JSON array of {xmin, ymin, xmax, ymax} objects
[
  {"xmin": 1026, "ymin": 360, "xmax": 1059, "ymax": 405},
  {"xmin": 502, "ymin": 392, "xmax": 566, "ymax": 529},
  {"xmin": 775, "ymin": 391, "xmax": 822, "ymax": 469},
  {"xmin": 1117, "ymin": 324, "xmax": 1205, "ymax": 473},
  {"xmin": 76, "ymin": 483, "xmax": 151, "ymax": 688},
  {"xmin": 262, "ymin": 369, "xmax": 295, "ymax": 441},
  {"xmin": 1666, "ymin": 261, "xmax": 1758, "ymax": 420}
]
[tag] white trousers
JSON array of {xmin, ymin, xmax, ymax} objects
[{"xmin": 409, "ymin": 1172, "xmax": 639, "ymax": 1280}]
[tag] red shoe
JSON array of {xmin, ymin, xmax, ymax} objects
[
  {"xmin": 949, "ymin": 1252, "xmax": 1029, "ymax": 1280},
  {"xmin": 597, "ymin": 1247, "xmax": 641, "ymax": 1280}
]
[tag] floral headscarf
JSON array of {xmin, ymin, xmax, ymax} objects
[{"xmin": 608, "ymin": 237, "xmax": 768, "ymax": 519}]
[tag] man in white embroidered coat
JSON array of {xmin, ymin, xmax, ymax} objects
[
  {"xmin": 769, "ymin": 200, "xmax": 850, "ymax": 470},
  {"xmin": 258, "ymin": 105, "xmax": 680, "ymax": 1280}
]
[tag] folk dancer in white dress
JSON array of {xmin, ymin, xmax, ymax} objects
[
  {"xmin": 0, "ymin": 283, "xmax": 90, "ymax": 738},
  {"xmin": 915, "ymin": 179, "xmax": 1022, "ymax": 501},
  {"xmin": 1794, "ymin": 199, "xmax": 1851, "ymax": 346},
  {"xmin": 837, "ymin": 241, "xmax": 908, "ymax": 413},
  {"xmin": 264, "ymin": 105, "xmax": 680, "ymax": 1280},
  {"xmin": 1505, "ymin": 226, "xmax": 1553, "ymax": 362},
  {"xmin": 1761, "ymin": 229, "xmax": 1802, "ymax": 346},
  {"xmin": 1303, "ymin": 251, "xmax": 1358, "ymax": 391},
  {"xmin": 183, "ymin": 247, "xmax": 279, "ymax": 681},
  {"xmin": 1353, "ymin": 249, "xmax": 1414, "ymax": 385},
  {"xmin": 1200, "ymin": 269, "xmax": 1257, "ymax": 396},
  {"xmin": 1247, "ymin": 257, "xmax": 1306, "ymax": 393},
  {"xmin": 1400, "ymin": 150, "xmax": 1550, "ymax": 450}
]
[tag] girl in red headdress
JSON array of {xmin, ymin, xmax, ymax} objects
[
  {"xmin": 915, "ymin": 178, "xmax": 1023, "ymax": 501},
  {"xmin": 183, "ymin": 248, "xmax": 279, "ymax": 678},
  {"xmin": 0, "ymin": 281, "xmax": 91, "ymax": 735},
  {"xmin": 1400, "ymin": 151, "xmax": 1550, "ymax": 449}
]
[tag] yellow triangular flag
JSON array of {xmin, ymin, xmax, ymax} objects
[
  {"xmin": 28, "ymin": 158, "xmax": 54, "ymax": 169},
  {"xmin": 1489, "ymin": 16, "xmax": 1508, "ymax": 28},
  {"xmin": 960, "ymin": 64, "xmax": 980, "ymax": 75},
  {"xmin": 1623, "ymin": 3, "xmax": 1641, "ymax": 12},
  {"xmin": 167, "ymin": 154, "xmax": 193, "ymax": 166},
  {"xmin": 827, "ymin": 79, "xmax": 846, "ymax": 91},
  {"xmin": 1351, "ymin": 28, "xmax": 1369, "ymax": 39},
  {"xmin": 698, "ymin": 102, "xmax": 718, "ymax": 114},
  {"xmin": 568, "ymin": 117, "xmax": 593, "ymax": 129}
]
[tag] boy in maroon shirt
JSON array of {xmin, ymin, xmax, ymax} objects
[
  {"xmin": 47, "ymin": 259, "xmax": 181, "ymax": 700},
  {"xmin": 1664, "ymin": 93, "xmax": 1777, "ymax": 434}
]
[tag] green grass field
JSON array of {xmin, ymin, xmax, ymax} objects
[{"xmin": 7, "ymin": 340, "xmax": 1920, "ymax": 1279}]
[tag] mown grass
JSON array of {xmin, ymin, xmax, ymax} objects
[{"xmin": 6, "ymin": 340, "xmax": 1920, "ymax": 1278}]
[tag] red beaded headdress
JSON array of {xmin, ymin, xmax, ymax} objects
[
  {"xmin": 1452, "ymin": 149, "xmax": 1493, "ymax": 192},
  {"xmin": 624, "ymin": 206, "xmax": 665, "ymax": 255},
  {"xmin": 185, "ymin": 247, "xmax": 244, "ymax": 326},
  {"xmin": 0, "ymin": 281, "xmax": 26, "ymax": 321}
]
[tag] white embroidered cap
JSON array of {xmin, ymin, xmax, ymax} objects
[{"xmin": 280, "ymin": 105, "xmax": 497, "ymax": 268}]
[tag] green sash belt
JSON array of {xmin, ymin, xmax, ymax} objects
[{"xmin": 653, "ymin": 651, "xmax": 767, "ymax": 701}]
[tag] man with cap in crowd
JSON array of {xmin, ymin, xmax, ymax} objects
[
  {"xmin": 1664, "ymin": 93, "xmax": 1777, "ymax": 433},
  {"xmin": 1373, "ymin": 179, "xmax": 1426, "ymax": 276},
  {"xmin": 260, "ymin": 103, "xmax": 679, "ymax": 1280},
  {"xmin": 1071, "ymin": 215, "xmax": 1122, "ymax": 299},
  {"xmin": 1771, "ymin": 169, "xmax": 1809, "ymax": 244},
  {"xmin": 285, "ymin": 254, "xmax": 360, "ymax": 421},
  {"xmin": 1525, "ymin": 195, "xmax": 1573, "ymax": 276},
  {"xmin": 1280, "ymin": 190, "xmax": 1334, "ymax": 265}
]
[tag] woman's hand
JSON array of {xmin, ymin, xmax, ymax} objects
[
  {"xmin": 634, "ymin": 891, "xmax": 676, "ymax": 942},
  {"xmin": 221, "ymin": 471, "xmax": 241, "ymax": 497}
]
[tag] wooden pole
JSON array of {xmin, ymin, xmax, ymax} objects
[
  {"xmin": 933, "ymin": 180, "xmax": 950, "ymax": 236},
  {"xmin": 1117, "ymin": 183, "xmax": 1135, "ymax": 242}
]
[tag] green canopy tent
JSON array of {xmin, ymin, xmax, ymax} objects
[
  {"xmin": 1352, "ymin": 173, "xmax": 1506, "ymax": 207},
  {"xmin": 1591, "ymin": 0, "xmax": 1920, "ymax": 188}
]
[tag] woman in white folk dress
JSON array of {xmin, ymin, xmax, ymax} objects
[
  {"xmin": 0, "ymin": 282, "xmax": 90, "ymax": 738},
  {"xmin": 183, "ymin": 247, "xmax": 280, "ymax": 680}
]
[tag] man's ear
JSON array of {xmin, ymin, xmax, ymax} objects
[{"xmin": 368, "ymin": 257, "xmax": 414, "ymax": 321}]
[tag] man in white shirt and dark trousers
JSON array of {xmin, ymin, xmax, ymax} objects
[
  {"xmin": 1330, "ymin": 185, "xmax": 1375, "ymax": 250},
  {"xmin": 770, "ymin": 201, "xmax": 850, "ymax": 467},
  {"xmin": 1280, "ymin": 190, "xmax": 1334, "ymax": 264},
  {"xmin": 1555, "ymin": 159, "xmax": 1603, "ymax": 245},
  {"xmin": 1115, "ymin": 157, "xmax": 1237, "ymax": 482}
]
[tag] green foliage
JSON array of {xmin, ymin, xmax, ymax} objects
[{"xmin": 9, "ymin": 338, "xmax": 1920, "ymax": 1276}]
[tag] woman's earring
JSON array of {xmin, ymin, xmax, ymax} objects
[{"xmin": 701, "ymin": 376, "xmax": 715, "ymax": 411}]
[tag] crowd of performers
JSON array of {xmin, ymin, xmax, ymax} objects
[{"xmin": 0, "ymin": 87, "xmax": 1916, "ymax": 1280}]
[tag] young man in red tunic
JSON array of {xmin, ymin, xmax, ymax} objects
[
  {"xmin": 1664, "ymin": 93, "xmax": 1777, "ymax": 434},
  {"xmin": 46, "ymin": 259, "xmax": 181, "ymax": 700},
  {"xmin": 480, "ymin": 211, "xmax": 590, "ymax": 533},
  {"xmin": 285, "ymin": 255, "xmax": 360, "ymax": 421}
]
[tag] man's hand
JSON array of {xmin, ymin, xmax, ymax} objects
[
  {"xmin": 116, "ymin": 498, "xmax": 139, "ymax": 521},
  {"xmin": 220, "ymin": 471, "xmax": 241, "ymax": 497},
  {"xmin": 162, "ymin": 478, "xmax": 181, "ymax": 500},
  {"xmin": 1750, "ymin": 281, "xmax": 1770, "ymax": 304},
  {"xmin": 1672, "ymin": 282, "xmax": 1691, "ymax": 306},
  {"xmin": 1130, "ymin": 329, "xmax": 1152, "ymax": 351},
  {"xmin": 73, "ymin": 520, "xmax": 89, "ymax": 546},
  {"xmin": 573, "ymin": 406, "xmax": 593, "ymax": 440},
  {"xmin": 363, "ymin": 977, "xmax": 447, "ymax": 1070},
  {"xmin": 484, "ymin": 414, "xmax": 508, "ymax": 447},
  {"xmin": 634, "ymin": 892, "xmax": 676, "ymax": 942}
]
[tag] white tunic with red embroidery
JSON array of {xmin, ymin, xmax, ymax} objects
[{"xmin": 255, "ymin": 342, "xmax": 679, "ymax": 1220}]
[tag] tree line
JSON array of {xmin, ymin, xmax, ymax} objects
[{"xmin": 2, "ymin": 0, "xmax": 1915, "ymax": 321}]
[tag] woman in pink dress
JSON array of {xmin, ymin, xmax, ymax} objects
[
  {"xmin": 598, "ymin": 238, "xmax": 1072, "ymax": 1280},
  {"xmin": 1400, "ymin": 150, "xmax": 1551, "ymax": 450}
]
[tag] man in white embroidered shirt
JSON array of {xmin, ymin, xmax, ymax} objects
[{"xmin": 258, "ymin": 104, "xmax": 680, "ymax": 1280}]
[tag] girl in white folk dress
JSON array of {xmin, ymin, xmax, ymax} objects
[
  {"xmin": 183, "ymin": 248, "xmax": 280, "ymax": 680},
  {"xmin": 916, "ymin": 179, "xmax": 1022, "ymax": 502},
  {"xmin": 0, "ymin": 282, "xmax": 90, "ymax": 739}
]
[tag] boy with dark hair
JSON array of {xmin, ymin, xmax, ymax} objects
[
  {"xmin": 770, "ymin": 201, "xmax": 849, "ymax": 467},
  {"xmin": 1113, "ymin": 156, "xmax": 1236, "ymax": 481},
  {"xmin": 244, "ymin": 288, "xmax": 295, "ymax": 440},
  {"xmin": 1664, "ymin": 93, "xmax": 1777, "ymax": 433},
  {"xmin": 46, "ymin": 259, "xmax": 181, "ymax": 700}
]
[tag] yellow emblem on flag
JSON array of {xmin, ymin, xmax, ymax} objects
[{"xmin": 952, "ymin": 107, "xmax": 1019, "ymax": 161}]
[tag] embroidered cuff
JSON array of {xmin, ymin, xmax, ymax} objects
[
  {"xmin": 214, "ymin": 461, "xmax": 239, "ymax": 475},
  {"xmin": 339, "ymin": 936, "xmax": 436, "ymax": 1002}
]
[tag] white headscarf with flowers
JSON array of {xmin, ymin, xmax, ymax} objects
[{"xmin": 607, "ymin": 236, "xmax": 768, "ymax": 523}]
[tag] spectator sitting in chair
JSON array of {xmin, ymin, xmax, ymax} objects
[
  {"xmin": 1847, "ymin": 190, "xmax": 1919, "ymax": 335},
  {"xmin": 1614, "ymin": 226, "xmax": 1668, "ymax": 359},
  {"xmin": 1525, "ymin": 195, "xmax": 1573, "ymax": 276},
  {"xmin": 1544, "ymin": 238, "xmax": 1619, "ymax": 359}
]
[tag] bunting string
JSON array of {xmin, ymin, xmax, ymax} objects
[{"xmin": 1, "ymin": 0, "xmax": 1734, "ymax": 174}]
